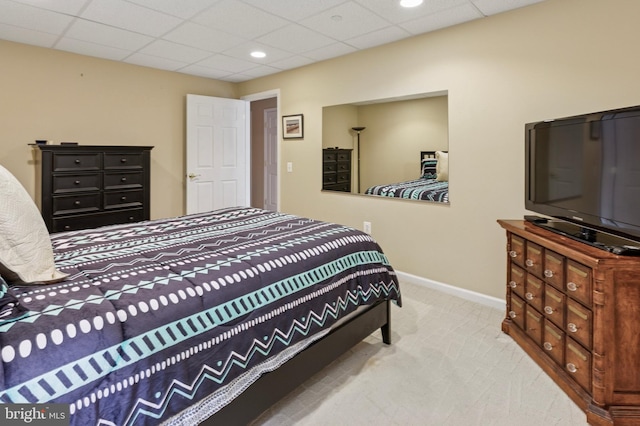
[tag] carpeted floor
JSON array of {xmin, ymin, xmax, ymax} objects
[{"xmin": 251, "ymin": 280, "xmax": 588, "ymax": 426}]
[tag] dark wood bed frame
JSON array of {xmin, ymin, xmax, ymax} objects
[{"xmin": 203, "ymin": 300, "xmax": 392, "ymax": 425}]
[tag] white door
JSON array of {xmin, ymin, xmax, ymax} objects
[
  {"xmin": 264, "ymin": 107, "xmax": 278, "ymax": 211},
  {"xmin": 186, "ymin": 94, "xmax": 249, "ymax": 214}
]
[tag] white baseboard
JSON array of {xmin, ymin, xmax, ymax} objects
[{"xmin": 396, "ymin": 270, "xmax": 506, "ymax": 311}]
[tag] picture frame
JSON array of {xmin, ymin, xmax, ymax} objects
[{"xmin": 282, "ymin": 114, "xmax": 304, "ymax": 139}]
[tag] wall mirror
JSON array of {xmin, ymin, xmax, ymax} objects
[{"xmin": 322, "ymin": 91, "xmax": 449, "ymax": 203}]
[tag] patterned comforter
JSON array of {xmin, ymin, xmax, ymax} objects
[
  {"xmin": 365, "ymin": 177, "xmax": 449, "ymax": 202},
  {"xmin": 0, "ymin": 207, "xmax": 400, "ymax": 425}
]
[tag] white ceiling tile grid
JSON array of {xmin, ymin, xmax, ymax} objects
[{"xmin": 0, "ymin": 0, "xmax": 545, "ymax": 82}]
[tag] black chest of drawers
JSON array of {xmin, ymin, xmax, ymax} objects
[
  {"xmin": 322, "ymin": 148, "xmax": 352, "ymax": 192},
  {"xmin": 35, "ymin": 145, "xmax": 153, "ymax": 233}
]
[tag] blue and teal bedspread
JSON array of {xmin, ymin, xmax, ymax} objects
[{"xmin": 0, "ymin": 207, "xmax": 400, "ymax": 425}]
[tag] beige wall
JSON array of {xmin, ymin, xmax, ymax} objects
[
  {"xmin": 3, "ymin": 0, "xmax": 640, "ymax": 301},
  {"xmin": 238, "ymin": 0, "xmax": 640, "ymax": 299},
  {"xmin": 0, "ymin": 40, "xmax": 236, "ymax": 220}
]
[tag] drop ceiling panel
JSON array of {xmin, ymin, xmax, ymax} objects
[{"xmin": 0, "ymin": 0, "xmax": 546, "ymax": 82}]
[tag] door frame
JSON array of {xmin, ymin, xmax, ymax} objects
[{"xmin": 242, "ymin": 89, "xmax": 281, "ymax": 211}]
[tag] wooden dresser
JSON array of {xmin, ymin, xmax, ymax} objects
[
  {"xmin": 35, "ymin": 145, "xmax": 153, "ymax": 233},
  {"xmin": 498, "ymin": 220, "xmax": 640, "ymax": 425},
  {"xmin": 322, "ymin": 148, "xmax": 352, "ymax": 192}
]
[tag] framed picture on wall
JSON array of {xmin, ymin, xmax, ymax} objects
[{"xmin": 282, "ymin": 114, "xmax": 304, "ymax": 139}]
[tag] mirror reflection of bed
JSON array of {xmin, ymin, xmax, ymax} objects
[
  {"xmin": 365, "ymin": 150, "xmax": 449, "ymax": 202},
  {"xmin": 322, "ymin": 92, "xmax": 449, "ymax": 203}
]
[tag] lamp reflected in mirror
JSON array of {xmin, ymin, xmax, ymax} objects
[{"xmin": 351, "ymin": 126, "xmax": 366, "ymax": 193}]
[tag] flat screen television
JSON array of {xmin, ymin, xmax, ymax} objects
[{"xmin": 525, "ymin": 104, "xmax": 640, "ymax": 254}]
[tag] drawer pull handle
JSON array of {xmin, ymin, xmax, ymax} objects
[
  {"xmin": 525, "ymin": 292, "xmax": 534, "ymax": 301},
  {"xmin": 74, "ymin": 159, "xmax": 80, "ymax": 164},
  {"xmin": 509, "ymin": 281, "xmax": 517, "ymax": 288},
  {"xmin": 74, "ymin": 201, "xmax": 81, "ymax": 206},
  {"xmin": 567, "ymin": 282, "xmax": 578, "ymax": 292},
  {"xmin": 525, "ymin": 259, "xmax": 534, "ymax": 267},
  {"xmin": 64, "ymin": 225, "xmax": 71, "ymax": 230},
  {"xmin": 544, "ymin": 306, "xmax": 554, "ymax": 315},
  {"xmin": 74, "ymin": 180, "xmax": 80, "ymax": 185},
  {"xmin": 544, "ymin": 269, "xmax": 554, "ymax": 278},
  {"xmin": 129, "ymin": 216, "xmax": 134, "ymax": 221},
  {"xmin": 121, "ymin": 196, "xmax": 127, "ymax": 201},
  {"xmin": 121, "ymin": 158, "xmax": 127, "ymax": 163},
  {"xmin": 121, "ymin": 177, "xmax": 127, "ymax": 182},
  {"xmin": 509, "ymin": 250, "xmax": 517, "ymax": 258},
  {"xmin": 508, "ymin": 311, "xmax": 517, "ymax": 319},
  {"xmin": 543, "ymin": 342, "xmax": 553, "ymax": 351},
  {"xmin": 566, "ymin": 363, "xmax": 578, "ymax": 373},
  {"xmin": 568, "ymin": 323, "xmax": 578, "ymax": 333}
]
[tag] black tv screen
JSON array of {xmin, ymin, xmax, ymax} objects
[{"xmin": 525, "ymin": 105, "xmax": 640, "ymax": 243}]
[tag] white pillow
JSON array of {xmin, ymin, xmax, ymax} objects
[
  {"xmin": 0, "ymin": 165, "xmax": 67, "ymax": 284},
  {"xmin": 436, "ymin": 151, "xmax": 449, "ymax": 182}
]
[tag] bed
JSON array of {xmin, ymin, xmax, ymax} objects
[
  {"xmin": 0, "ymin": 165, "xmax": 401, "ymax": 426},
  {"xmin": 364, "ymin": 151, "xmax": 449, "ymax": 202}
]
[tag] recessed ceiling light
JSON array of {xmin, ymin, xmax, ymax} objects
[
  {"xmin": 250, "ymin": 51, "xmax": 266, "ymax": 59},
  {"xmin": 400, "ymin": 0, "xmax": 423, "ymax": 7}
]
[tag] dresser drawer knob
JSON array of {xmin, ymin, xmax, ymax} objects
[
  {"xmin": 74, "ymin": 180, "xmax": 81, "ymax": 185},
  {"xmin": 544, "ymin": 306, "xmax": 554, "ymax": 315},
  {"xmin": 568, "ymin": 323, "xmax": 578, "ymax": 333},
  {"xmin": 121, "ymin": 158, "xmax": 127, "ymax": 163},
  {"xmin": 525, "ymin": 292, "xmax": 534, "ymax": 301},
  {"xmin": 509, "ymin": 310, "xmax": 517, "ymax": 319},
  {"xmin": 509, "ymin": 250, "xmax": 517, "ymax": 258},
  {"xmin": 64, "ymin": 225, "xmax": 71, "ymax": 230},
  {"xmin": 121, "ymin": 196, "xmax": 127, "ymax": 201},
  {"xmin": 566, "ymin": 363, "xmax": 578, "ymax": 373},
  {"xmin": 525, "ymin": 259, "xmax": 534, "ymax": 267},
  {"xmin": 509, "ymin": 281, "xmax": 517, "ymax": 288},
  {"xmin": 567, "ymin": 282, "xmax": 578, "ymax": 292},
  {"xmin": 543, "ymin": 342, "xmax": 553, "ymax": 351},
  {"xmin": 129, "ymin": 216, "xmax": 134, "ymax": 221},
  {"xmin": 74, "ymin": 159, "xmax": 81, "ymax": 164},
  {"xmin": 544, "ymin": 269, "xmax": 554, "ymax": 278},
  {"xmin": 74, "ymin": 201, "xmax": 81, "ymax": 206},
  {"xmin": 121, "ymin": 177, "xmax": 127, "ymax": 182}
]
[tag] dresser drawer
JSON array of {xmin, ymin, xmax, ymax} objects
[
  {"xmin": 543, "ymin": 249, "xmax": 564, "ymax": 289},
  {"xmin": 509, "ymin": 264, "xmax": 526, "ymax": 299},
  {"xmin": 53, "ymin": 153, "xmax": 100, "ymax": 171},
  {"xmin": 566, "ymin": 298, "xmax": 592, "ymax": 348},
  {"xmin": 566, "ymin": 260, "xmax": 592, "ymax": 306},
  {"xmin": 336, "ymin": 162, "xmax": 350, "ymax": 172},
  {"xmin": 323, "ymin": 163, "xmax": 337, "ymax": 173},
  {"xmin": 104, "ymin": 171, "xmax": 143, "ymax": 189},
  {"xmin": 52, "ymin": 173, "xmax": 101, "ymax": 193},
  {"xmin": 566, "ymin": 338, "xmax": 591, "ymax": 392},
  {"xmin": 104, "ymin": 190, "xmax": 144, "ymax": 209},
  {"xmin": 525, "ymin": 241, "xmax": 543, "ymax": 277},
  {"xmin": 525, "ymin": 274, "xmax": 544, "ymax": 312},
  {"xmin": 525, "ymin": 305, "xmax": 543, "ymax": 346},
  {"xmin": 52, "ymin": 208, "xmax": 144, "ymax": 232},
  {"xmin": 323, "ymin": 152, "xmax": 337, "ymax": 162},
  {"xmin": 543, "ymin": 283, "xmax": 565, "ymax": 327},
  {"xmin": 543, "ymin": 320, "xmax": 565, "ymax": 366},
  {"xmin": 509, "ymin": 294, "xmax": 525, "ymax": 329},
  {"xmin": 104, "ymin": 152, "xmax": 144, "ymax": 169},
  {"xmin": 336, "ymin": 152, "xmax": 350, "ymax": 162},
  {"xmin": 53, "ymin": 193, "xmax": 101, "ymax": 215},
  {"xmin": 323, "ymin": 174, "xmax": 337, "ymax": 184},
  {"xmin": 509, "ymin": 234, "xmax": 525, "ymax": 267}
]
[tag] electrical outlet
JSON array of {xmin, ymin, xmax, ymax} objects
[
  {"xmin": 287, "ymin": 162, "xmax": 293, "ymax": 172},
  {"xmin": 363, "ymin": 221, "xmax": 372, "ymax": 234}
]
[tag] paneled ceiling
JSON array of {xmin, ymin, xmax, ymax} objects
[{"xmin": 0, "ymin": 0, "xmax": 544, "ymax": 82}]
